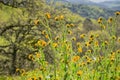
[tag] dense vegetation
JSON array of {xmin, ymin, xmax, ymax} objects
[
  {"xmin": 65, "ymin": 4, "xmax": 114, "ymax": 19},
  {"xmin": 47, "ymin": 0, "xmax": 117, "ymax": 19},
  {"xmin": 0, "ymin": 0, "xmax": 120, "ymax": 80}
]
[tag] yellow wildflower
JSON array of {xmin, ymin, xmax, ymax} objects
[
  {"xmin": 64, "ymin": 40, "xmax": 68, "ymax": 44},
  {"xmin": 36, "ymin": 52, "xmax": 41, "ymax": 58},
  {"xmin": 29, "ymin": 77, "xmax": 37, "ymax": 80},
  {"xmin": 80, "ymin": 34, "xmax": 85, "ymax": 38},
  {"xmin": 94, "ymin": 41, "xmax": 99, "ymax": 47},
  {"xmin": 16, "ymin": 68, "xmax": 20, "ymax": 72},
  {"xmin": 111, "ymin": 52, "xmax": 115, "ymax": 55},
  {"xmin": 41, "ymin": 40, "xmax": 47, "ymax": 47},
  {"xmin": 87, "ymin": 58, "xmax": 92, "ymax": 64},
  {"xmin": 72, "ymin": 56, "xmax": 80, "ymax": 62},
  {"xmin": 97, "ymin": 17, "xmax": 102, "ymax": 24},
  {"xmin": 55, "ymin": 36, "xmax": 59, "ymax": 40},
  {"xmin": 104, "ymin": 41, "xmax": 108, "ymax": 45},
  {"xmin": 98, "ymin": 20, "xmax": 101, "ymax": 24},
  {"xmin": 110, "ymin": 52, "xmax": 115, "ymax": 62},
  {"xmin": 87, "ymin": 49, "xmax": 92, "ymax": 53},
  {"xmin": 82, "ymin": 62, "xmax": 86, "ymax": 66},
  {"xmin": 95, "ymin": 34, "xmax": 99, "ymax": 38},
  {"xmin": 21, "ymin": 69, "xmax": 25, "ymax": 73},
  {"xmin": 45, "ymin": 34, "xmax": 49, "ymax": 39},
  {"xmin": 55, "ymin": 15, "xmax": 64, "ymax": 21},
  {"xmin": 53, "ymin": 43, "xmax": 58, "ymax": 48},
  {"xmin": 67, "ymin": 30, "xmax": 72, "ymax": 35},
  {"xmin": 90, "ymin": 35, "xmax": 94, "ymax": 38},
  {"xmin": 115, "ymin": 11, "xmax": 120, "ymax": 16},
  {"xmin": 28, "ymin": 54, "xmax": 33, "ymax": 60},
  {"xmin": 72, "ymin": 37, "xmax": 76, "ymax": 41},
  {"xmin": 112, "ymin": 35, "xmax": 116, "ymax": 40},
  {"xmin": 46, "ymin": 13, "xmax": 51, "ymax": 19},
  {"xmin": 76, "ymin": 42, "xmax": 81, "ymax": 47},
  {"xmin": 85, "ymin": 41, "xmax": 90, "ymax": 47},
  {"xmin": 78, "ymin": 47, "xmax": 82, "ymax": 53},
  {"xmin": 41, "ymin": 30, "xmax": 46, "ymax": 35},
  {"xmin": 70, "ymin": 23, "xmax": 74, "ymax": 27},
  {"xmin": 66, "ymin": 24, "xmax": 71, "ymax": 28},
  {"xmin": 108, "ymin": 17, "xmax": 113, "ymax": 23},
  {"xmin": 34, "ymin": 19, "xmax": 39, "ymax": 25},
  {"xmin": 67, "ymin": 45, "xmax": 70, "ymax": 50},
  {"xmin": 55, "ymin": 16, "xmax": 59, "ymax": 21},
  {"xmin": 110, "ymin": 57, "xmax": 115, "ymax": 62},
  {"xmin": 116, "ymin": 49, "xmax": 120, "ymax": 54},
  {"xmin": 85, "ymin": 56, "xmax": 89, "ymax": 59},
  {"xmin": 101, "ymin": 25, "xmax": 106, "ymax": 29},
  {"xmin": 59, "ymin": 15, "xmax": 64, "ymax": 20},
  {"xmin": 38, "ymin": 75, "xmax": 43, "ymax": 80},
  {"xmin": 37, "ymin": 40, "xmax": 47, "ymax": 47},
  {"xmin": 20, "ymin": 69, "xmax": 25, "ymax": 74},
  {"xmin": 118, "ymin": 38, "xmax": 120, "ymax": 43},
  {"xmin": 66, "ymin": 23, "xmax": 74, "ymax": 28},
  {"xmin": 37, "ymin": 40, "xmax": 41, "ymax": 46},
  {"xmin": 99, "ymin": 17, "xmax": 102, "ymax": 21},
  {"xmin": 89, "ymin": 37, "xmax": 94, "ymax": 42},
  {"xmin": 78, "ymin": 63, "xmax": 82, "ymax": 67},
  {"xmin": 77, "ymin": 70, "xmax": 83, "ymax": 76},
  {"xmin": 27, "ymin": 78, "xmax": 32, "ymax": 80}
]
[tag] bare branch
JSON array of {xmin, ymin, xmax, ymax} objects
[{"xmin": 0, "ymin": 24, "xmax": 34, "ymax": 35}]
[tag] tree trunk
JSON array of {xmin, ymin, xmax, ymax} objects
[{"xmin": 10, "ymin": 46, "xmax": 17, "ymax": 75}]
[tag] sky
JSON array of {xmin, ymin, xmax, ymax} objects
[{"xmin": 89, "ymin": 0, "xmax": 116, "ymax": 3}]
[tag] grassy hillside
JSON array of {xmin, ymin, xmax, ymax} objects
[{"xmin": 0, "ymin": 0, "xmax": 120, "ymax": 80}]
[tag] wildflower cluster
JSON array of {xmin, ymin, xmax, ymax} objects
[
  {"xmin": 16, "ymin": 68, "xmax": 26, "ymax": 76},
  {"xmin": 14, "ymin": 12, "xmax": 120, "ymax": 80},
  {"xmin": 35, "ymin": 39, "xmax": 47, "ymax": 47},
  {"xmin": 66, "ymin": 23, "xmax": 74, "ymax": 28},
  {"xmin": 55, "ymin": 15, "xmax": 64, "ymax": 21}
]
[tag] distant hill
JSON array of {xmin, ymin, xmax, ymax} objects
[
  {"xmin": 65, "ymin": 0, "xmax": 94, "ymax": 4},
  {"xmin": 66, "ymin": 4, "xmax": 114, "ymax": 19},
  {"xmin": 46, "ymin": 0, "xmax": 116, "ymax": 19},
  {"xmin": 99, "ymin": 1, "xmax": 120, "ymax": 10},
  {"xmin": 65, "ymin": 0, "xmax": 120, "ymax": 11},
  {"xmin": 46, "ymin": 0, "xmax": 97, "ymax": 5}
]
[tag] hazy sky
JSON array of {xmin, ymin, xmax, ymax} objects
[{"xmin": 89, "ymin": 0, "xmax": 115, "ymax": 3}]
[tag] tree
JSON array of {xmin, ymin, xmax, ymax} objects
[{"xmin": 0, "ymin": 0, "xmax": 46, "ymax": 75}]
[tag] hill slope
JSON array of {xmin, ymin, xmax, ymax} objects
[
  {"xmin": 64, "ymin": 4, "xmax": 114, "ymax": 19},
  {"xmin": 99, "ymin": 1, "xmax": 120, "ymax": 10}
]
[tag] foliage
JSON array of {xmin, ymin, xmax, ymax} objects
[
  {"xmin": 0, "ymin": 0, "xmax": 48, "ymax": 75},
  {"xmin": 0, "ymin": 0, "xmax": 120, "ymax": 80},
  {"xmin": 65, "ymin": 4, "xmax": 114, "ymax": 19},
  {"xmin": 4, "ymin": 11, "xmax": 120, "ymax": 80}
]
